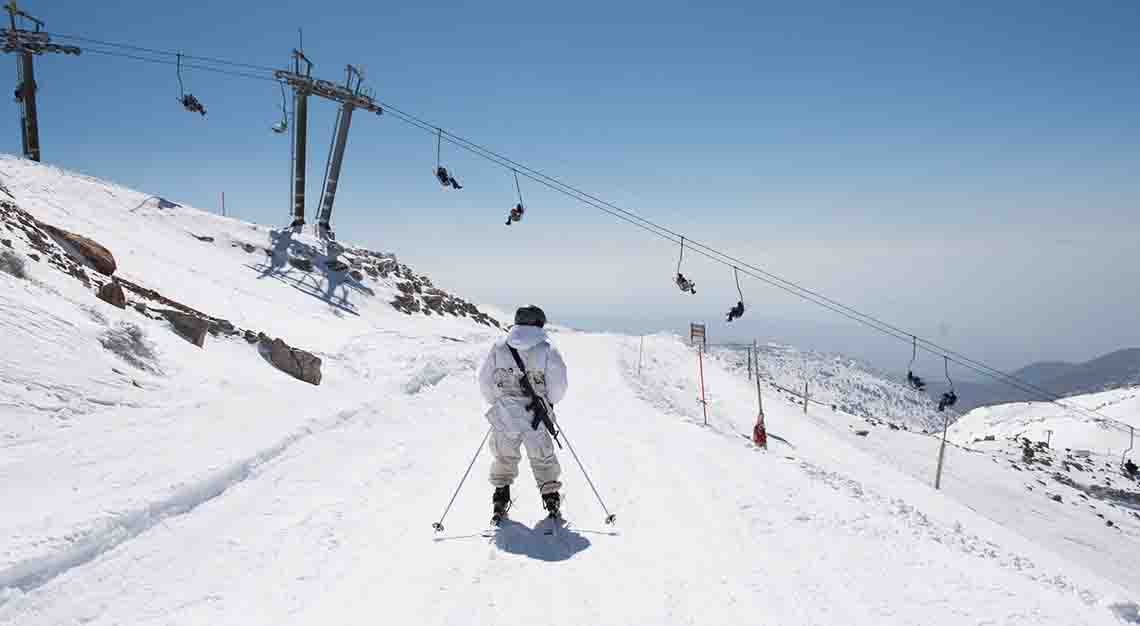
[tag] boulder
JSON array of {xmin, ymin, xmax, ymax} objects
[
  {"xmin": 96, "ymin": 280, "xmax": 127, "ymax": 309},
  {"xmin": 288, "ymin": 257, "xmax": 312, "ymax": 272},
  {"xmin": 156, "ymin": 309, "xmax": 209, "ymax": 347},
  {"xmin": 209, "ymin": 318, "xmax": 236, "ymax": 336},
  {"xmin": 38, "ymin": 222, "xmax": 117, "ymax": 276},
  {"xmin": 259, "ymin": 336, "xmax": 322, "ymax": 385}
]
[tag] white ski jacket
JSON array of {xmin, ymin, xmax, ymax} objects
[{"xmin": 478, "ymin": 326, "xmax": 568, "ymax": 433}]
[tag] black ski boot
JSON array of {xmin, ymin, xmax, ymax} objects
[
  {"xmin": 542, "ymin": 492, "xmax": 561, "ymax": 519},
  {"xmin": 492, "ymin": 485, "xmax": 511, "ymax": 525}
]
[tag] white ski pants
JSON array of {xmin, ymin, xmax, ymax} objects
[{"xmin": 488, "ymin": 427, "xmax": 562, "ymax": 495}]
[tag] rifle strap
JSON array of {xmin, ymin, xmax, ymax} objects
[{"xmin": 507, "ymin": 346, "xmax": 528, "ymax": 375}]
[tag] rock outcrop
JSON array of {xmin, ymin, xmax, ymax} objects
[
  {"xmin": 37, "ymin": 222, "xmax": 117, "ymax": 276},
  {"xmin": 259, "ymin": 335, "xmax": 322, "ymax": 385},
  {"xmin": 155, "ymin": 309, "xmax": 209, "ymax": 348},
  {"xmin": 97, "ymin": 280, "xmax": 127, "ymax": 309}
]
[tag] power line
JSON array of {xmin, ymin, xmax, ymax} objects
[{"xmin": 25, "ymin": 30, "xmax": 1132, "ymax": 430}]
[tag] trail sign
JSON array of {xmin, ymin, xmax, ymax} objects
[{"xmin": 690, "ymin": 323, "xmax": 706, "ymax": 348}]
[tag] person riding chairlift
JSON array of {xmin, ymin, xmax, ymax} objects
[
  {"xmin": 675, "ymin": 272, "xmax": 696, "ymax": 294},
  {"xmin": 181, "ymin": 94, "xmax": 206, "ymax": 116},
  {"xmin": 435, "ymin": 166, "xmax": 462, "ymax": 190},
  {"xmin": 726, "ymin": 301, "xmax": 744, "ymax": 322},
  {"xmin": 506, "ymin": 203, "xmax": 525, "ymax": 226}
]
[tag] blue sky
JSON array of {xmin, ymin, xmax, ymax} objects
[{"xmin": 4, "ymin": 0, "xmax": 1138, "ymax": 370}]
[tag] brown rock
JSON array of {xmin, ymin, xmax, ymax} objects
[
  {"xmin": 96, "ymin": 280, "xmax": 127, "ymax": 309},
  {"xmin": 156, "ymin": 309, "xmax": 209, "ymax": 347},
  {"xmin": 38, "ymin": 222, "xmax": 117, "ymax": 276},
  {"xmin": 259, "ymin": 336, "xmax": 322, "ymax": 385}
]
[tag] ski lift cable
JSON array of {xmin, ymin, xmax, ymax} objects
[
  {"xmin": 48, "ymin": 32, "xmax": 281, "ymax": 73},
  {"xmin": 676, "ymin": 236, "xmax": 685, "ymax": 274},
  {"xmin": 377, "ymin": 106, "xmax": 1122, "ymax": 425},
  {"xmin": 513, "ymin": 169, "xmax": 523, "ymax": 205},
  {"xmin": 436, "ymin": 128, "xmax": 442, "ymax": 170},
  {"xmin": 81, "ymin": 47, "xmax": 277, "ymax": 83},
  {"xmin": 52, "ymin": 32, "xmax": 1126, "ymax": 429},
  {"xmin": 734, "ymin": 266, "xmax": 743, "ymax": 303}
]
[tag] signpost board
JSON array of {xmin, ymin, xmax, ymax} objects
[{"xmin": 690, "ymin": 323, "xmax": 706, "ymax": 349}]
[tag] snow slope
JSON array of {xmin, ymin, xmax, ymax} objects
[
  {"xmin": 949, "ymin": 387, "xmax": 1140, "ymax": 456},
  {"xmin": 2, "ymin": 157, "xmax": 1139, "ymax": 625}
]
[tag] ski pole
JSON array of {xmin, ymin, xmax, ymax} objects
[
  {"xmin": 558, "ymin": 423, "xmax": 617, "ymax": 525},
  {"xmin": 432, "ymin": 426, "xmax": 492, "ymax": 533}
]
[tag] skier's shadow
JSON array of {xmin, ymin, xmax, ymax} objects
[{"xmin": 493, "ymin": 519, "xmax": 591, "ymax": 562}]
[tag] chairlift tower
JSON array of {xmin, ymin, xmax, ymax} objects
[
  {"xmin": 1, "ymin": 1, "xmax": 80, "ymax": 162},
  {"xmin": 274, "ymin": 57, "xmax": 381, "ymax": 237}
]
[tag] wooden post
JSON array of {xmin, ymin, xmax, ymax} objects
[
  {"xmin": 1045, "ymin": 429, "xmax": 1052, "ymax": 447},
  {"xmin": 637, "ymin": 336, "xmax": 644, "ymax": 376},
  {"xmin": 803, "ymin": 381, "xmax": 809, "ymax": 414},
  {"xmin": 1122, "ymin": 426, "xmax": 1134, "ymax": 468},
  {"xmin": 934, "ymin": 414, "xmax": 949, "ymax": 489},
  {"xmin": 221, "ymin": 191, "xmax": 226, "ymax": 217}
]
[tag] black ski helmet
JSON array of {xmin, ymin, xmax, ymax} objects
[{"xmin": 514, "ymin": 305, "xmax": 547, "ymax": 328}]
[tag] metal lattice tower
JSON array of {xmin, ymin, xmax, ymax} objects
[{"xmin": 2, "ymin": 1, "xmax": 80, "ymax": 162}]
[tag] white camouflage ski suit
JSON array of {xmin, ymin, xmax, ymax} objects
[{"xmin": 478, "ymin": 325, "xmax": 568, "ymax": 495}]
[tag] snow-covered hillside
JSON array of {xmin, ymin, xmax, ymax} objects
[
  {"xmin": 949, "ymin": 387, "xmax": 1140, "ymax": 457},
  {"xmin": 2, "ymin": 157, "xmax": 1140, "ymax": 625},
  {"xmin": 714, "ymin": 342, "xmax": 945, "ymax": 432}
]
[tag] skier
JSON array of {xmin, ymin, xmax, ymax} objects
[
  {"xmin": 478, "ymin": 305, "xmax": 568, "ymax": 522},
  {"xmin": 505, "ymin": 203, "xmax": 525, "ymax": 226}
]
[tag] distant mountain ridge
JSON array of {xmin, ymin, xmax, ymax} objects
[{"xmin": 952, "ymin": 348, "xmax": 1140, "ymax": 412}]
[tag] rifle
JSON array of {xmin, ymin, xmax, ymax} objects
[{"xmin": 507, "ymin": 347, "xmax": 562, "ymax": 449}]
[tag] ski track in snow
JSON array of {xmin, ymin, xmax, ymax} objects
[{"xmin": 0, "ymin": 403, "xmax": 368, "ymax": 600}]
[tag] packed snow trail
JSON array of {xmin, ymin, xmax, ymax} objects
[
  {"xmin": 2, "ymin": 158, "xmax": 1137, "ymax": 624},
  {"xmin": 3, "ymin": 331, "xmax": 1136, "ymax": 625}
]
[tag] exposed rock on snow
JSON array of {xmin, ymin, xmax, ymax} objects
[
  {"xmin": 0, "ymin": 248, "xmax": 25, "ymax": 278},
  {"xmin": 155, "ymin": 309, "xmax": 209, "ymax": 347},
  {"xmin": 38, "ymin": 222, "xmax": 117, "ymax": 276},
  {"xmin": 0, "ymin": 195, "xmax": 93, "ymax": 285},
  {"xmin": 258, "ymin": 335, "xmax": 322, "ymax": 385},
  {"xmin": 96, "ymin": 280, "xmax": 126, "ymax": 309}
]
